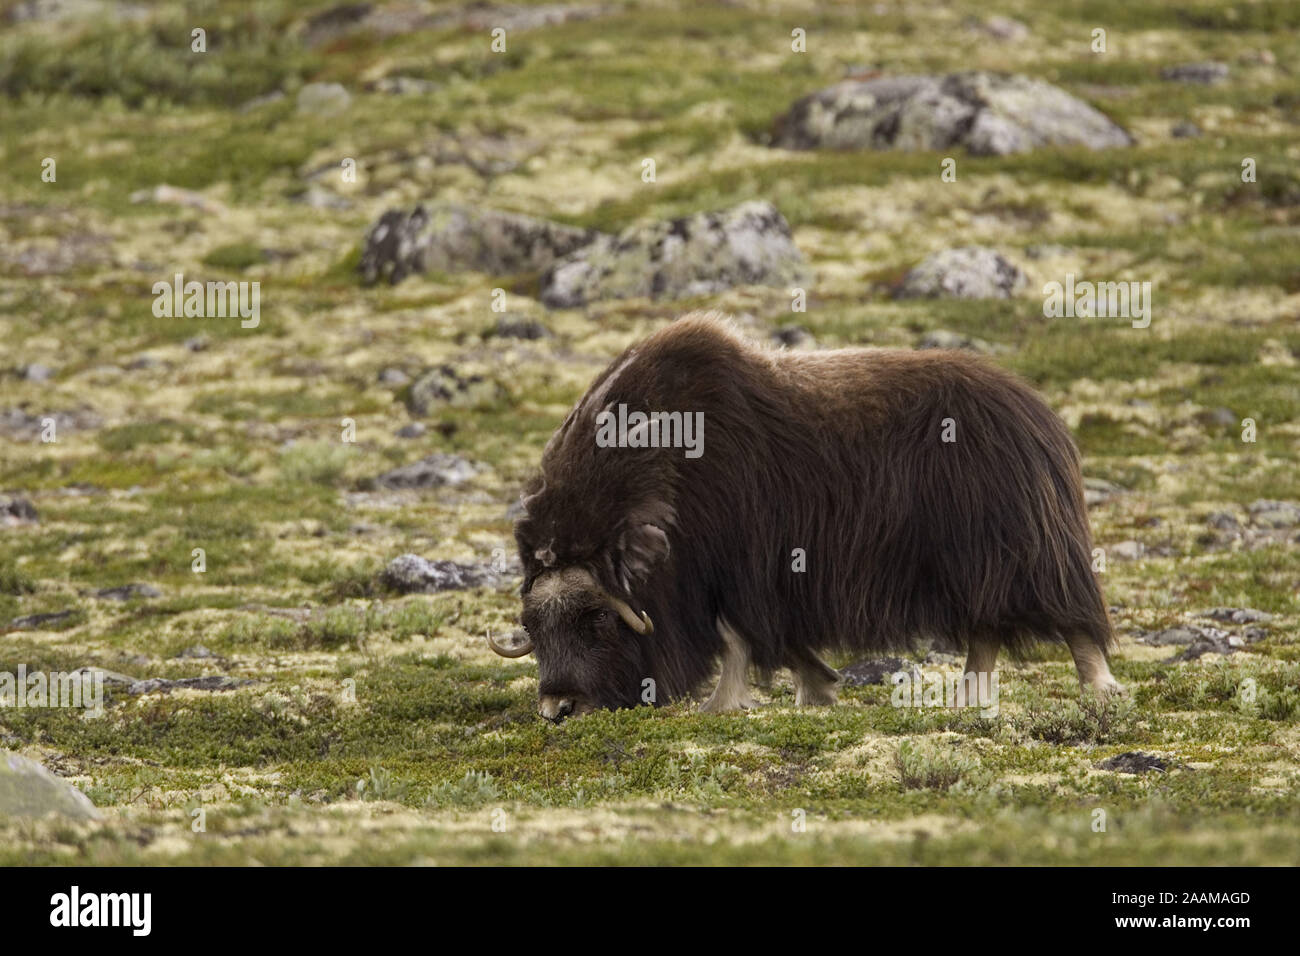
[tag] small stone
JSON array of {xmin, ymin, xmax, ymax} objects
[
  {"xmin": 1248, "ymin": 500, "xmax": 1300, "ymax": 528},
  {"xmin": 296, "ymin": 82, "xmax": 351, "ymax": 116},
  {"xmin": 1, "ymin": 495, "xmax": 39, "ymax": 526},
  {"xmin": 896, "ymin": 247, "xmax": 1026, "ymax": 300},
  {"xmin": 771, "ymin": 325, "xmax": 815, "ymax": 349},
  {"xmin": 395, "ymin": 422, "xmax": 427, "ymax": 439},
  {"xmin": 1161, "ymin": 62, "xmax": 1229, "ymax": 85},
  {"xmin": 129, "ymin": 184, "xmax": 226, "ymax": 215},
  {"xmin": 915, "ymin": 329, "xmax": 998, "ymax": 353},
  {"xmin": 93, "ymin": 583, "xmax": 162, "ymax": 601},
  {"xmin": 1097, "ymin": 752, "xmax": 1169, "ymax": 774},
  {"xmin": 1206, "ymin": 511, "xmax": 1240, "ymax": 531},
  {"xmin": 838, "ymin": 657, "xmax": 920, "ymax": 687},
  {"xmin": 8, "ymin": 610, "xmax": 72, "ymax": 630},
  {"xmin": 1140, "ymin": 627, "xmax": 1199, "ymax": 646},
  {"xmin": 407, "ymin": 366, "xmax": 502, "ymax": 415},
  {"xmin": 1110, "ymin": 541, "xmax": 1144, "ymax": 561},
  {"xmin": 491, "ymin": 316, "xmax": 552, "ymax": 340},
  {"xmin": 1200, "ymin": 607, "xmax": 1273, "ymax": 625},
  {"xmin": 377, "ymin": 367, "xmax": 411, "ymax": 386},
  {"xmin": 1171, "ymin": 121, "xmax": 1201, "ymax": 139},
  {"xmin": 20, "ymin": 363, "xmax": 53, "ymax": 382},
  {"xmin": 174, "ymin": 644, "xmax": 219, "ymax": 659},
  {"xmin": 368, "ymin": 453, "xmax": 477, "ymax": 490},
  {"xmin": 383, "ymin": 554, "xmax": 511, "ymax": 593}
]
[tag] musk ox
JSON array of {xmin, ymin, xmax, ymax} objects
[{"xmin": 490, "ymin": 313, "xmax": 1120, "ymax": 721}]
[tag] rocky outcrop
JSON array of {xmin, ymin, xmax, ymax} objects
[
  {"xmin": 359, "ymin": 204, "xmax": 600, "ymax": 285},
  {"xmin": 539, "ymin": 201, "xmax": 807, "ymax": 308},
  {"xmin": 773, "ymin": 72, "xmax": 1133, "ymax": 155},
  {"xmin": 895, "ymin": 246, "xmax": 1026, "ymax": 300}
]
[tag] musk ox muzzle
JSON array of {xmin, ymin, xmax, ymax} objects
[{"xmin": 491, "ymin": 312, "xmax": 1122, "ymax": 721}]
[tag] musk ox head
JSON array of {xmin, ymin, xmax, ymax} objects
[{"xmin": 488, "ymin": 480, "xmax": 672, "ymax": 722}]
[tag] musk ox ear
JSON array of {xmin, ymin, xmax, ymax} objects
[{"xmin": 616, "ymin": 522, "xmax": 670, "ymax": 591}]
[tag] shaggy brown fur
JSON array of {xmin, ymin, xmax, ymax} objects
[{"xmin": 509, "ymin": 313, "xmax": 1114, "ymax": 715}]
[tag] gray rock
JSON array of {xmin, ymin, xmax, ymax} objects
[
  {"xmin": 975, "ymin": 15, "xmax": 1029, "ymax": 41},
  {"xmin": 1201, "ymin": 407, "xmax": 1237, "ymax": 427},
  {"xmin": 1206, "ymin": 511, "xmax": 1240, "ymax": 531},
  {"xmin": 20, "ymin": 363, "xmax": 54, "ymax": 383},
  {"xmin": 368, "ymin": 453, "xmax": 478, "ymax": 490},
  {"xmin": 296, "ymin": 82, "xmax": 351, "ymax": 116},
  {"xmin": 93, "ymin": 583, "xmax": 161, "ymax": 601},
  {"xmin": 1084, "ymin": 477, "xmax": 1123, "ymax": 508},
  {"xmin": 1140, "ymin": 627, "xmax": 1200, "ymax": 646},
  {"xmin": 1110, "ymin": 540, "xmax": 1144, "ymax": 561},
  {"xmin": 1, "ymin": 494, "xmax": 38, "ymax": 526},
  {"xmin": 491, "ymin": 316, "xmax": 552, "ymax": 340},
  {"xmin": 407, "ymin": 366, "xmax": 503, "ymax": 415},
  {"xmin": 771, "ymin": 325, "xmax": 816, "ymax": 350},
  {"xmin": 1200, "ymin": 607, "xmax": 1273, "ymax": 625},
  {"xmin": 773, "ymin": 72, "xmax": 1133, "ymax": 155},
  {"xmin": 174, "ymin": 644, "xmax": 219, "ymax": 659},
  {"xmin": 0, "ymin": 751, "xmax": 100, "ymax": 820},
  {"xmin": 395, "ymin": 422, "xmax": 427, "ymax": 439},
  {"xmin": 1096, "ymin": 752, "xmax": 1169, "ymax": 774},
  {"xmin": 67, "ymin": 666, "xmax": 136, "ymax": 689},
  {"xmin": 915, "ymin": 329, "xmax": 999, "ymax": 353},
  {"xmin": 839, "ymin": 657, "xmax": 920, "ymax": 687},
  {"xmin": 295, "ymin": 184, "xmax": 352, "ymax": 211},
  {"xmin": 540, "ymin": 201, "xmax": 807, "ymax": 308},
  {"xmin": 1171, "ymin": 121, "xmax": 1202, "ymax": 139},
  {"xmin": 1161, "ymin": 62, "xmax": 1229, "ymax": 85},
  {"xmin": 383, "ymin": 554, "xmax": 509, "ymax": 593},
  {"xmin": 359, "ymin": 203, "xmax": 599, "ymax": 286},
  {"xmin": 1248, "ymin": 500, "xmax": 1300, "ymax": 528},
  {"xmin": 377, "ymin": 367, "xmax": 411, "ymax": 387},
  {"xmin": 128, "ymin": 676, "xmax": 254, "ymax": 695},
  {"xmin": 896, "ymin": 247, "xmax": 1026, "ymax": 300},
  {"xmin": 8, "ymin": 610, "xmax": 73, "ymax": 630},
  {"xmin": 369, "ymin": 75, "xmax": 440, "ymax": 95}
]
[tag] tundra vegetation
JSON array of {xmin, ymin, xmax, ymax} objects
[{"xmin": 1, "ymin": 0, "xmax": 1299, "ymax": 865}]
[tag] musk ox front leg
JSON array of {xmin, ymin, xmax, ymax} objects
[
  {"xmin": 699, "ymin": 623, "xmax": 756, "ymax": 713},
  {"xmin": 1066, "ymin": 632, "xmax": 1125, "ymax": 695},
  {"xmin": 954, "ymin": 634, "xmax": 1000, "ymax": 708},
  {"xmin": 786, "ymin": 646, "xmax": 840, "ymax": 706}
]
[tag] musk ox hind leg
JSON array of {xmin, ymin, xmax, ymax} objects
[
  {"xmin": 699, "ymin": 622, "xmax": 756, "ymax": 713},
  {"xmin": 787, "ymin": 646, "xmax": 841, "ymax": 707},
  {"xmin": 954, "ymin": 634, "xmax": 1000, "ymax": 708},
  {"xmin": 1066, "ymin": 632, "xmax": 1125, "ymax": 695}
]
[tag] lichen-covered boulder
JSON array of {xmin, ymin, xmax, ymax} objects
[
  {"xmin": 896, "ymin": 247, "xmax": 1027, "ymax": 300},
  {"xmin": 0, "ymin": 751, "xmax": 100, "ymax": 821},
  {"xmin": 359, "ymin": 204, "xmax": 600, "ymax": 285},
  {"xmin": 773, "ymin": 72, "xmax": 1133, "ymax": 155},
  {"xmin": 539, "ymin": 201, "xmax": 807, "ymax": 308}
]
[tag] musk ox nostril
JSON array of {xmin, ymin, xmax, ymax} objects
[{"xmin": 539, "ymin": 695, "xmax": 576, "ymax": 722}]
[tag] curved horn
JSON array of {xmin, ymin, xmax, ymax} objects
[
  {"xmin": 487, "ymin": 628, "xmax": 533, "ymax": 658},
  {"xmin": 606, "ymin": 595, "xmax": 654, "ymax": 635}
]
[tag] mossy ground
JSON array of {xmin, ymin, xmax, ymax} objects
[{"xmin": 1, "ymin": 0, "xmax": 1298, "ymax": 864}]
